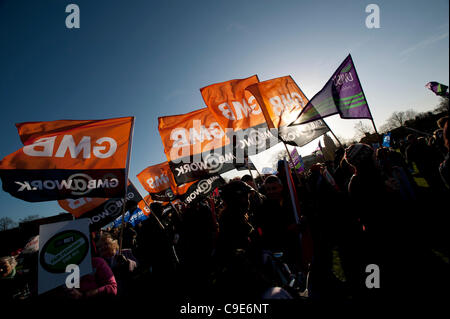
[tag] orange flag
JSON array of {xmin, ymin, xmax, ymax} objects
[
  {"xmin": 137, "ymin": 162, "xmax": 177, "ymax": 202},
  {"xmin": 200, "ymin": 75, "xmax": 280, "ymax": 157},
  {"xmin": 138, "ymin": 195, "xmax": 153, "ymax": 216},
  {"xmin": 200, "ymin": 75, "xmax": 265, "ymax": 132},
  {"xmin": 0, "ymin": 117, "xmax": 134, "ymax": 202},
  {"xmin": 158, "ymin": 108, "xmax": 235, "ymax": 185},
  {"xmin": 246, "ymin": 76, "xmax": 308, "ymax": 128},
  {"xmin": 58, "ymin": 197, "xmax": 109, "ymax": 218},
  {"xmin": 247, "ymin": 76, "xmax": 330, "ymax": 147}
]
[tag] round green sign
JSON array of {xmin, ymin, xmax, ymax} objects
[{"xmin": 40, "ymin": 230, "xmax": 89, "ymax": 273}]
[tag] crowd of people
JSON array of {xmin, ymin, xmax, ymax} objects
[{"xmin": 1, "ymin": 116, "xmax": 449, "ymax": 305}]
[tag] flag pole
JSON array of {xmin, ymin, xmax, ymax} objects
[
  {"xmin": 351, "ymin": 55, "xmax": 381, "ymax": 145},
  {"xmin": 246, "ymin": 155, "xmax": 263, "ymax": 181},
  {"xmin": 283, "ymin": 157, "xmax": 304, "ymax": 265},
  {"xmin": 247, "ymin": 83, "xmax": 303, "ymax": 183},
  {"xmin": 130, "ymin": 180, "xmax": 166, "ymax": 230},
  {"xmin": 244, "ymin": 156, "xmax": 257, "ymax": 186},
  {"xmin": 283, "ymin": 158, "xmax": 301, "ymax": 223},
  {"xmin": 169, "ymin": 199, "xmax": 182, "ymax": 221},
  {"xmin": 323, "ymin": 120, "xmax": 343, "ymax": 147},
  {"xmin": 141, "ymin": 196, "xmax": 180, "ymax": 265},
  {"xmin": 119, "ymin": 117, "xmax": 135, "ymax": 254},
  {"xmin": 141, "ymin": 196, "xmax": 166, "ymax": 231}
]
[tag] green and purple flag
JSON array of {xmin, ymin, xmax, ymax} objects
[
  {"xmin": 289, "ymin": 148, "xmax": 305, "ymax": 173},
  {"xmin": 425, "ymin": 82, "xmax": 449, "ymax": 98},
  {"xmin": 289, "ymin": 54, "xmax": 372, "ymax": 126}
]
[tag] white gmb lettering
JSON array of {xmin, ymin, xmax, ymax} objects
[
  {"xmin": 23, "ymin": 135, "xmax": 118, "ymax": 159},
  {"xmin": 218, "ymin": 96, "xmax": 261, "ymax": 121},
  {"xmin": 174, "ymin": 152, "xmax": 234, "ymax": 176},
  {"xmin": 14, "ymin": 177, "xmax": 120, "ymax": 195},
  {"xmin": 268, "ymin": 93, "xmax": 305, "ymax": 116},
  {"xmin": 170, "ymin": 120, "xmax": 224, "ymax": 148},
  {"xmin": 146, "ymin": 173, "xmax": 169, "ymax": 189}
]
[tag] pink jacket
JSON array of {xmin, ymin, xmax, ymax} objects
[{"xmin": 80, "ymin": 257, "xmax": 117, "ymax": 296}]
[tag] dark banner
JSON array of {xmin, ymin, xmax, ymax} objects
[
  {"xmin": 77, "ymin": 182, "xmax": 142, "ymax": 231},
  {"xmin": 0, "ymin": 169, "xmax": 126, "ymax": 202},
  {"xmin": 279, "ymin": 120, "xmax": 330, "ymax": 147},
  {"xmin": 149, "ymin": 187, "xmax": 176, "ymax": 202},
  {"xmin": 178, "ymin": 175, "xmax": 225, "ymax": 205},
  {"xmin": 168, "ymin": 145, "xmax": 236, "ymax": 185}
]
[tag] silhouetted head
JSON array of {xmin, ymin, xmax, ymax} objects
[
  {"xmin": 241, "ymin": 174, "xmax": 256, "ymax": 189},
  {"xmin": 344, "ymin": 143, "xmax": 375, "ymax": 172},
  {"xmin": 263, "ymin": 175, "xmax": 284, "ymax": 201},
  {"xmin": 220, "ymin": 180, "xmax": 253, "ymax": 211}
]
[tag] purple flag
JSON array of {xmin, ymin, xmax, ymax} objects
[
  {"xmin": 289, "ymin": 148, "xmax": 305, "ymax": 173},
  {"xmin": 425, "ymin": 82, "xmax": 449, "ymax": 97},
  {"xmin": 289, "ymin": 54, "xmax": 372, "ymax": 125}
]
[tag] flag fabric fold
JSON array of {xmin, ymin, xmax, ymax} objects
[
  {"xmin": 200, "ymin": 75, "xmax": 279, "ymax": 157},
  {"xmin": 245, "ymin": 75, "xmax": 330, "ymax": 147}
]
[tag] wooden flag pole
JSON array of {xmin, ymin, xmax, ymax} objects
[
  {"xmin": 351, "ymin": 56, "xmax": 382, "ymax": 146},
  {"xmin": 119, "ymin": 117, "xmax": 135, "ymax": 254},
  {"xmin": 141, "ymin": 196, "xmax": 181, "ymax": 266},
  {"xmin": 118, "ymin": 199, "xmax": 128, "ymax": 254},
  {"xmin": 323, "ymin": 121, "xmax": 343, "ymax": 147},
  {"xmin": 283, "ymin": 158, "xmax": 301, "ymax": 223},
  {"xmin": 142, "ymin": 197, "xmax": 165, "ymax": 231},
  {"xmin": 245, "ymin": 156, "xmax": 257, "ymax": 187}
]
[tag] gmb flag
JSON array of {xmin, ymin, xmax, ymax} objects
[
  {"xmin": 175, "ymin": 175, "xmax": 225, "ymax": 206},
  {"xmin": 246, "ymin": 76, "xmax": 330, "ymax": 147},
  {"xmin": 0, "ymin": 117, "xmax": 134, "ymax": 202},
  {"xmin": 58, "ymin": 181, "xmax": 143, "ymax": 231},
  {"xmin": 158, "ymin": 108, "xmax": 235, "ymax": 185},
  {"xmin": 137, "ymin": 162, "xmax": 177, "ymax": 201},
  {"xmin": 290, "ymin": 54, "xmax": 372, "ymax": 126},
  {"xmin": 137, "ymin": 194, "xmax": 155, "ymax": 216},
  {"xmin": 200, "ymin": 75, "xmax": 279, "ymax": 158}
]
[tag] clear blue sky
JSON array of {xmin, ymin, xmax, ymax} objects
[{"xmin": 1, "ymin": 0, "xmax": 448, "ymax": 222}]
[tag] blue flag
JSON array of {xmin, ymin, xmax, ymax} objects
[{"xmin": 382, "ymin": 132, "xmax": 391, "ymax": 148}]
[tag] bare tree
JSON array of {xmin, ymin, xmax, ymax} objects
[
  {"xmin": 433, "ymin": 97, "xmax": 449, "ymax": 114},
  {"xmin": 385, "ymin": 109, "xmax": 417, "ymax": 129},
  {"xmin": 19, "ymin": 215, "xmax": 41, "ymax": 223},
  {"xmin": 379, "ymin": 123, "xmax": 392, "ymax": 133},
  {"xmin": 353, "ymin": 121, "xmax": 373, "ymax": 138},
  {"xmin": 0, "ymin": 217, "xmax": 16, "ymax": 231}
]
